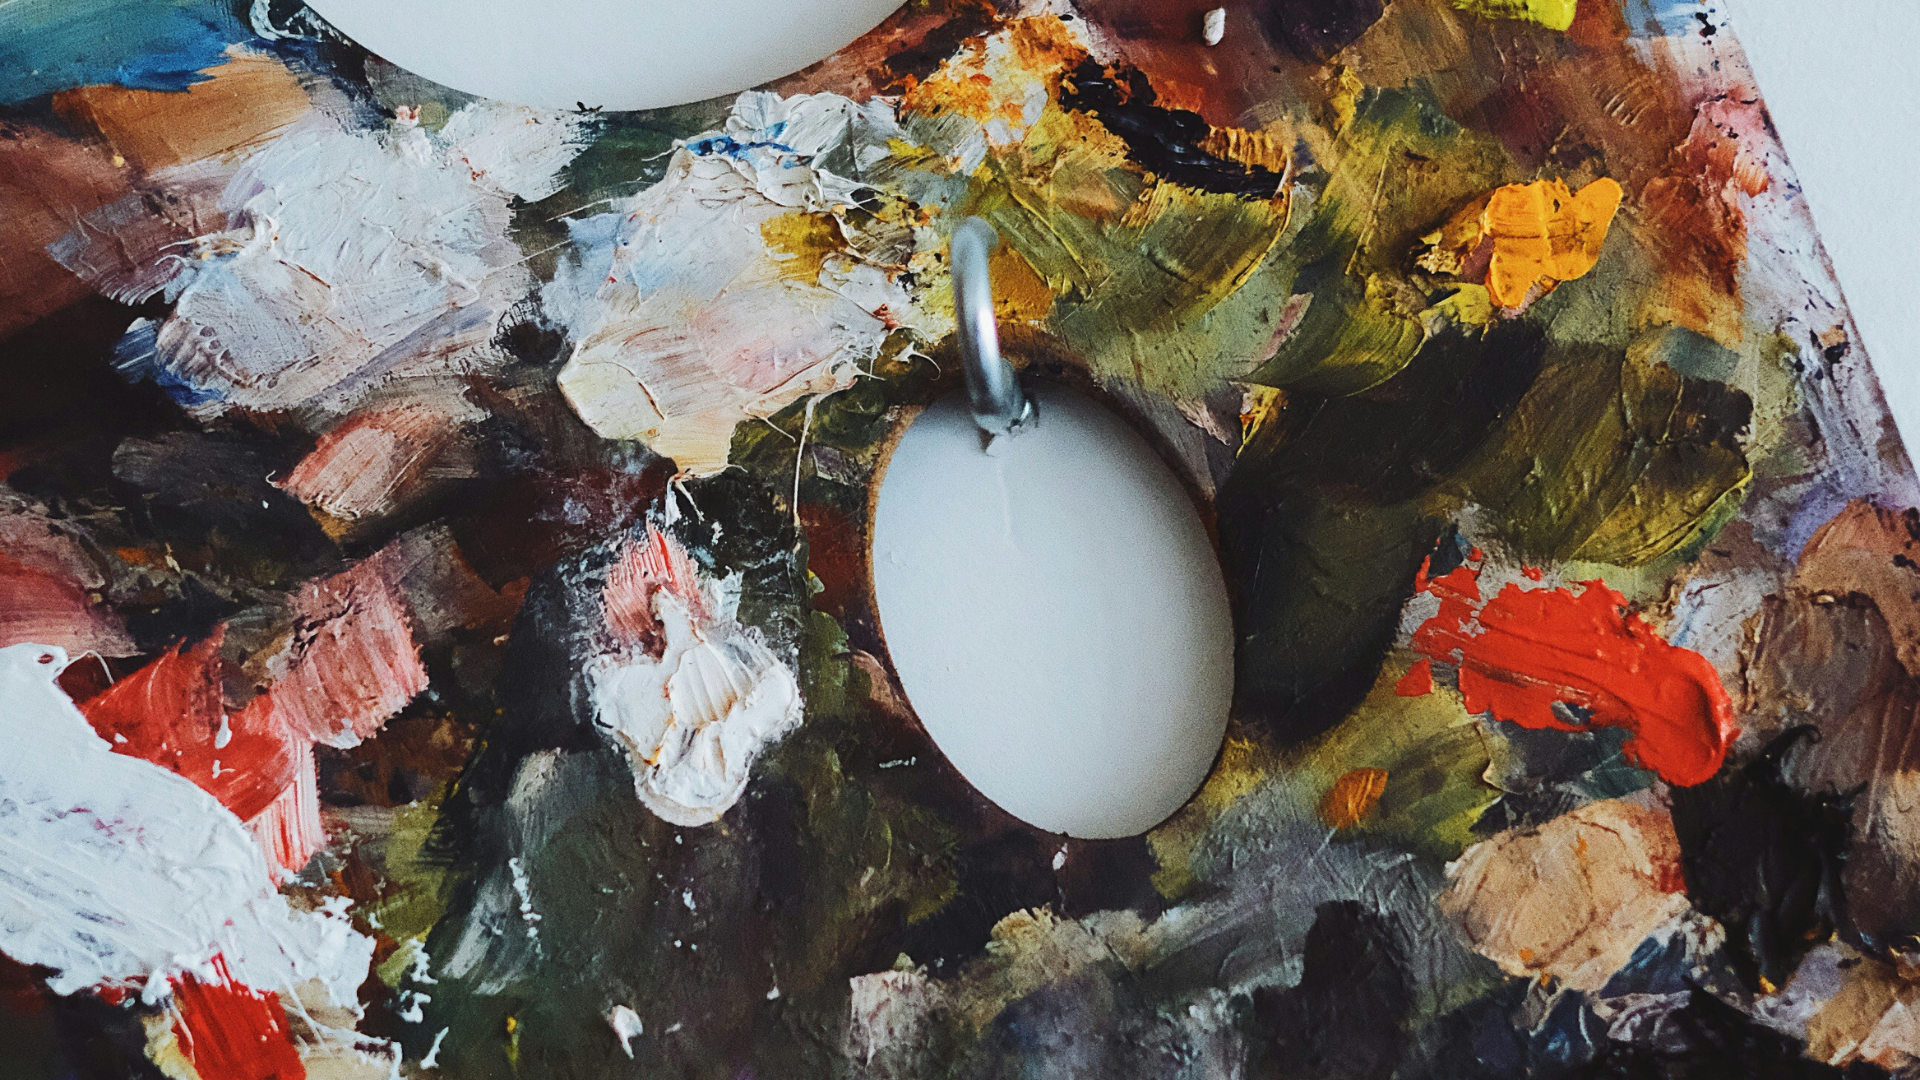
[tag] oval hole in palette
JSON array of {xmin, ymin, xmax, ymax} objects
[
  {"xmin": 871, "ymin": 384, "xmax": 1234, "ymax": 839},
  {"xmin": 302, "ymin": 0, "xmax": 903, "ymax": 110}
]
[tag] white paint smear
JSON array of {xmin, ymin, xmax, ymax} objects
[
  {"xmin": 109, "ymin": 103, "xmax": 586, "ymax": 421},
  {"xmin": 0, "ymin": 643, "xmax": 373, "ymax": 1005},
  {"xmin": 554, "ymin": 93, "xmax": 914, "ymax": 475},
  {"xmin": 587, "ymin": 531, "xmax": 803, "ymax": 826},
  {"xmin": 871, "ymin": 387, "xmax": 1234, "ymax": 838}
]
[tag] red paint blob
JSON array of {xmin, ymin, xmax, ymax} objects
[
  {"xmin": 1407, "ymin": 564, "xmax": 1736, "ymax": 786},
  {"xmin": 1394, "ymin": 658, "xmax": 1435, "ymax": 697},
  {"xmin": 80, "ymin": 629, "xmax": 302, "ymax": 823},
  {"xmin": 170, "ymin": 968, "xmax": 305, "ymax": 1080}
]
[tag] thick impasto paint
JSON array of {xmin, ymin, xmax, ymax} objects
[{"xmin": 1, "ymin": 0, "xmax": 1916, "ymax": 1076}]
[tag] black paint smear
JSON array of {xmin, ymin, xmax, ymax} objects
[
  {"xmin": 880, "ymin": 0, "xmax": 1004, "ymax": 90},
  {"xmin": 1417, "ymin": 982, "xmax": 1884, "ymax": 1079},
  {"xmin": 1473, "ymin": 723, "xmax": 1656, "ymax": 836},
  {"xmin": 1243, "ymin": 901, "xmax": 1412, "ymax": 1080},
  {"xmin": 668, "ymin": 469, "xmax": 813, "ymax": 653},
  {"xmin": 1054, "ymin": 836, "xmax": 1165, "ymax": 921},
  {"xmin": 424, "ymin": 552, "xmax": 613, "ymax": 872},
  {"xmin": 1216, "ymin": 321, "xmax": 1545, "ymax": 745},
  {"xmin": 121, "ymin": 576, "xmax": 242, "ymax": 656},
  {"xmin": 491, "ymin": 297, "xmax": 569, "ymax": 367},
  {"xmin": 1059, "ymin": 58, "xmax": 1292, "ymax": 199},
  {"xmin": 0, "ymin": 956, "xmax": 166, "ymax": 1080},
  {"xmin": 0, "ymin": 295, "xmax": 178, "ymax": 457},
  {"xmin": 448, "ymin": 461, "xmax": 671, "ymax": 587},
  {"xmin": 1671, "ymin": 727, "xmax": 1856, "ymax": 993},
  {"xmin": 898, "ymin": 828, "xmax": 1060, "ymax": 972},
  {"xmin": 1252, "ymin": 0, "xmax": 1386, "ymax": 63},
  {"xmin": 1250, "ymin": 320, "xmax": 1549, "ymax": 504}
]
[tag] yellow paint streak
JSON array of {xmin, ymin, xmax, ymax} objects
[
  {"xmin": 1452, "ymin": 0, "xmax": 1579, "ymax": 32},
  {"xmin": 1196, "ymin": 126, "xmax": 1292, "ymax": 176},
  {"xmin": 1426, "ymin": 283, "xmax": 1496, "ymax": 328},
  {"xmin": 1295, "ymin": 657, "xmax": 1496, "ymax": 857},
  {"xmin": 141, "ymin": 1012, "xmax": 202, "ymax": 1080},
  {"xmin": 988, "ymin": 242, "xmax": 1055, "ymax": 323},
  {"xmin": 1331, "ymin": 68, "xmax": 1366, "ymax": 133},
  {"xmin": 1238, "ymin": 385, "xmax": 1286, "ymax": 451},
  {"xmin": 1318, "ymin": 767, "xmax": 1389, "ymax": 828},
  {"xmin": 759, "ymin": 211, "xmax": 844, "ymax": 284}
]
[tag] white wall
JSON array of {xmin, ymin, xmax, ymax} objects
[{"xmin": 1729, "ymin": 0, "xmax": 1920, "ymax": 450}]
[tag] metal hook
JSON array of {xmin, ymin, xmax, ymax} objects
[{"xmin": 952, "ymin": 218, "xmax": 1034, "ymax": 439}]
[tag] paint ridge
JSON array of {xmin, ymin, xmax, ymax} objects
[{"xmin": 1405, "ymin": 559, "xmax": 1736, "ymax": 786}]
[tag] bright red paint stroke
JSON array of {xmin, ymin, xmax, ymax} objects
[
  {"xmin": 79, "ymin": 628, "xmax": 304, "ymax": 824},
  {"xmin": 170, "ymin": 965, "xmax": 305, "ymax": 1080},
  {"xmin": 79, "ymin": 558, "xmax": 425, "ymax": 875},
  {"xmin": 1394, "ymin": 657, "xmax": 1435, "ymax": 697},
  {"xmin": 1407, "ymin": 562, "xmax": 1737, "ymax": 786}
]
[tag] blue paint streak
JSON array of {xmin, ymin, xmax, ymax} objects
[
  {"xmin": 0, "ymin": 0, "xmax": 251, "ymax": 105},
  {"xmin": 1618, "ymin": 0, "xmax": 1721, "ymax": 38},
  {"xmin": 683, "ymin": 120, "xmax": 798, "ymax": 161},
  {"xmin": 113, "ymin": 319, "xmax": 224, "ymax": 408}
]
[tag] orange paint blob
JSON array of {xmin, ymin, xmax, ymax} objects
[
  {"xmin": 1319, "ymin": 767, "xmax": 1390, "ymax": 828},
  {"xmin": 1482, "ymin": 177, "xmax": 1624, "ymax": 307},
  {"xmin": 1406, "ymin": 562, "xmax": 1735, "ymax": 786}
]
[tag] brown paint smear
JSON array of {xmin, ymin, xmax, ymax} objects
[{"xmin": 52, "ymin": 51, "xmax": 311, "ymax": 172}]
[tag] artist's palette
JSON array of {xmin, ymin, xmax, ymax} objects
[{"xmin": 1, "ymin": 1, "xmax": 1917, "ymax": 1077}]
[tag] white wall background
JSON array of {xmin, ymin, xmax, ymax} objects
[{"xmin": 1729, "ymin": 0, "xmax": 1920, "ymax": 451}]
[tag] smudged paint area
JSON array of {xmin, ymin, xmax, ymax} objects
[
  {"xmin": 0, "ymin": 642, "xmax": 370, "ymax": 1077},
  {"xmin": 0, "ymin": 0, "xmax": 1919, "ymax": 1077}
]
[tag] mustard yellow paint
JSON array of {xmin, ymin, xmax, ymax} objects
[{"xmin": 1453, "ymin": 0, "xmax": 1579, "ymax": 32}]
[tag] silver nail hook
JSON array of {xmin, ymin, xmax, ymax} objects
[{"xmin": 952, "ymin": 217, "xmax": 1035, "ymax": 439}]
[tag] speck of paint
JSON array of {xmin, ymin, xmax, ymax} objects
[
  {"xmin": 1394, "ymin": 658, "xmax": 1435, "ymax": 697},
  {"xmin": 608, "ymin": 1005, "xmax": 642, "ymax": 1059},
  {"xmin": 1318, "ymin": 768, "xmax": 1389, "ymax": 828},
  {"xmin": 1202, "ymin": 7, "xmax": 1226, "ymax": 45}
]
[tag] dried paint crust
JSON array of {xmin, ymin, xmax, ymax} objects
[{"xmin": 0, "ymin": 0, "xmax": 1916, "ymax": 1077}]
